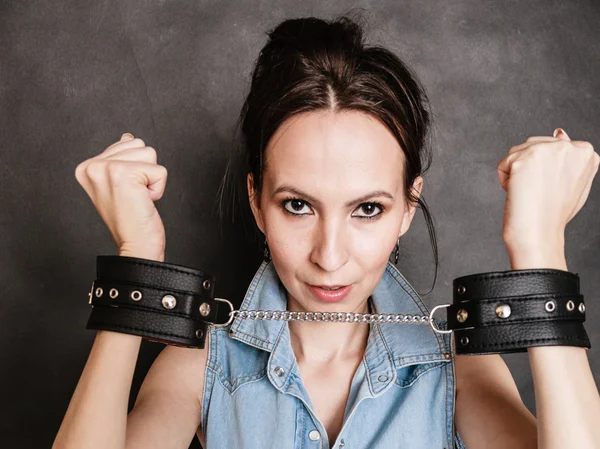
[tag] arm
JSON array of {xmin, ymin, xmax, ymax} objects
[
  {"xmin": 52, "ymin": 330, "xmax": 143, "ymax": 449},
  {"xmin": 454, "ymin": 246, "xmax": 600, "ymax": 449},
  {"xmin": 53, "ymin": 249, "xmax": 209, "ymax": 449},
  {"xmin": 508, "ymin": 244, "xmax": 600, "ymax": 449},
  {"xmin": 52, "ymin": 331, "xmax": 209, "ymax": 449},
  {"xmin": 125, "ymin": 343, "xmax": 209, "ymax": 449}
]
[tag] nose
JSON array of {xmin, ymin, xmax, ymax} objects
[{"xmin": 309, "ymin": 218, "xmax": 349, "ymax": 272}]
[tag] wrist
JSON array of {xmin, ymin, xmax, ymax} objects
[
  {"xmin": 118, "ymin": 249, "xmax": 165, "ymax": 263},
  {"xmin": 504, "ymin": 239, "xmax": 567, "ymax": 270}
]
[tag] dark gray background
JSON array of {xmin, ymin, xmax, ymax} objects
[{"xmin": 1, "ymin": 1, "xmax": 598, "ymax": 448}]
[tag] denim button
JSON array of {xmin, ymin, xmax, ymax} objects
[
  {"xmin": 378, "ymin": 374, "xmax": 389, "ymax": 382},
  {"xmin": 308, "ymin": 430, "xmax": 321, "ymax": 441},
  {"xmin": 274, "ymin": 366, "xmax": 285, "ymax": 377}
]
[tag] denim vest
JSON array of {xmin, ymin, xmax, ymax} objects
[{"xmin": 201, "ymin": 260, "xmax": 467, "ymax": 449}]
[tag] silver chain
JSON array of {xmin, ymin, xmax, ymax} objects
[
  {"xmin": 228, "ymin": 309, "xmax": 430, "ymax": 324},
  {"xmin": 211, "ymin": 298, "xmax": 450, "ymax": 334}
]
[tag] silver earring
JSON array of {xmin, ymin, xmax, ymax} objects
[
  {"xmin": 263, "ymin": 237, "xmax": 271, "ymax": 262},
  {"xmin": 390, "ymin": 237, "xmax": 400, "ymax": 265}
]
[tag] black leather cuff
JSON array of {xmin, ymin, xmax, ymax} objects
[
  {"xmin": 443, "ymin": 269, "xmax": 591, "ymax": 355},
  {"xmin": 86, "ymin": 255, "xmax": 222, "ymax": 348}
]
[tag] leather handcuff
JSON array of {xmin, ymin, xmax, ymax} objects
[{"xmin": 86, "ymin": 255, "xmax": 591, "ymax": 354}]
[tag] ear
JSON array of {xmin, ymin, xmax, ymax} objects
[
  {"xmin": 399, "ymin": 175, "xmax": 424, "ymax": 237},
  {"xmin": 247, "ymin": 172, "xmax": 265, "ymax": 234}
]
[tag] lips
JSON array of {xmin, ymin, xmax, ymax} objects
[{"xmin": 307, "ymin": 283, "xmax": 353, "ymax": 302}]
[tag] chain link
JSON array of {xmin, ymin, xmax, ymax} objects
[{"xmin": 229, "ymin": 309, "xmax": 430, "ymax": 324}]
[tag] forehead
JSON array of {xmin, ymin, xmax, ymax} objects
[{"xmin": 264, "ymin": 109, "xmax": 404, "ymax": 193}]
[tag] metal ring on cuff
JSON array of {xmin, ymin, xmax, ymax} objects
[
  {"xmin": 428, "ymin": 304, "xmax": 453, "ymax": 334},
  {"xmin": 212, "ymin": 297, "xmax": 235, "ymax": 328}
]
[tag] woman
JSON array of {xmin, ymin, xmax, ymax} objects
[{"xmin": 54, "ymin": 15, "xmax": 600, "ymax": 449}]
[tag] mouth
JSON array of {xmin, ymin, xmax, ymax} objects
[{"xmin": 307, "ymin": 283, "xmax": 353, "ymax": 302}]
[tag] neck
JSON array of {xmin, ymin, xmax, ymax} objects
[{"xmin": 287, "ymin": 296, "xmax": 372, "ymax": 364}]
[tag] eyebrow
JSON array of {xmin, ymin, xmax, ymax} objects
[{"xmin": 272, "ymin": 185, "xmax": 394, "ymax": 207}]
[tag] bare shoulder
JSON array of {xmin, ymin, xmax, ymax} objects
[
  {"xmin": 126, "ymin": 343, "xmax": 210, "ymax": 449},
  {"xmin": 454, "ymin": 353, "xmax": 537, "ymax": 448}
]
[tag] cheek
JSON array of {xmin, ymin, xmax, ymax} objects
[
  {"xmin": 350, "ymin": 228, "xmax": 397, "ymax": 265},
  {"xmin": 263, "ymin": 208, "xmax": 310, "ymax": 258}
]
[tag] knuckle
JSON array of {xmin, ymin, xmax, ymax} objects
[
  {"xmin": 133, "ymin": 138, "xmax": 145, "ymax": 147},
  {"xmin": 145, "ymin": 146, "xmax": 157, "ymax": 160},
  {"xmin": 74, "ymin": 161, "xmax": 86, "ymax": 181},
  {"xmin": 85, "ymin": 160, "xmax": 108, "ymax": 180}
]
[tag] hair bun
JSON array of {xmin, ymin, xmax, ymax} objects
[{"xmin": 266, "ymin": 16, "xmax": 364, "ymax": 54}]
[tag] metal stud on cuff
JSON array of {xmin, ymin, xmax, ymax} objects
[
  {"xmin": 199, "ymin": 302, "xmax": 211, "ymax": 316},
  {"xmin": 495, "ymin": 304, "xmax": 511, "ymax": 318},
  {"xmin": 566, "ymin": 300, "xmax": 575, "ymax": 311},
  {"xmin": 131, "ymin": 290, "xmax": 142, "ymax": 301},
  {"xmin": 456, "ymin": 309, "xmax": 468, "ymax": 323},
  {"xmin": 161, "ymin": 294, "xmax": 177, "ymax": 309}
]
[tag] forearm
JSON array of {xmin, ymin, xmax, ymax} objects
[
  {"xmin": 507, "ymin": 242, "xmax": 600, "ymax": 449},
  {"xmin": 52, "ymin": 330, "xmax": 142, "ymax": 449}
]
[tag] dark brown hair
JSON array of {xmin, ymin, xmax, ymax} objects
[{"xmin": 217, "ymin": 15, "xmax": 439, "ymax": 292}]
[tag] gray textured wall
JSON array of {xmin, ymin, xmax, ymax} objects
[{"xmin": 1, "ymin": 1, "xmax": 598, "ymax": 448}]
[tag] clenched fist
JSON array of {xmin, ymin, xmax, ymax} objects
[{"xmin": 75, "ymin": 133, "xmax": 168, "ymax": 261}]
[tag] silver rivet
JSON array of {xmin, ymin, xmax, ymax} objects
[
  {"xmin": 161, "ymin": 294, "xmax": 177, "ymax": 309},
  {"xmin": 195, "ymin": 329, "xmax": 204, "ymax": 339},
  {"xmin": 199, "ymin": 302, "xmax": 211, "ymax": 316},
  {"xmin": 496, "ymin": 304, "xmax": 511, "ymax": 318},
  {"xmin": 203, "ymin": 279, "xmax": 211, "ymax": 290},
  {"xmin": 460, "ymin": 336, "xmax": 469, "ymax": 346},
  {"xmin": 95, "ymin": 287, "xmax": 103, "ymax": 297},
  {"xmin": 130, "ymin": 290, "xmax": 142, "ymax": 301},
  {"xmin": 378, "ymin": 374, "xmax": 389, "ymax": 382},
  {"xmin": 579, "ymin": 302, "xmax": 585, "ymax": 313},
  {"xmin": 308, "ymin": 430, "xmax": 321, "ymax": 441},
  {"xmin": 457, "ymin": 285, "xmax": 466, "ymax": 295},
  {"xmin": 109, "ymin": 288, "xmax": 119, "ymax": 299},
  {"xmin": 456, "ymin": 309, "xmax": 468, "ymax": 323},
  {"xmin": 545, "ymin": 300, "xmax": 556, "ymax": 312},
  {"xmin": 274, "ymin": 366, "xmax": 285, "ymax": 377},
  {"xmin": 566, "ymin": 300, "xmax": 575, "ymax": 311}
]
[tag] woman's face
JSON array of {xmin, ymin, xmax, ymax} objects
[{"xmin": 248, "ymin": 109, "xmax": 423, "ymax": 313}]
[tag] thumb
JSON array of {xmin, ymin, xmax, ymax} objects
[
  {"xmin": 121, "ymin": 132, "xmax": 135, "ymax": 141},
  {"xmin": 553, "ymin": 128, "xmax": 571, "ymax": 141}
]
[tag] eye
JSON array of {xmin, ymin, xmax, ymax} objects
[
  {"xmin": 282, "ymin": 198, "xmax": 313, "ymax": 216},
  {"xmin": 352, "ymin": 202, "xmax": 383, "ymax": 219}
]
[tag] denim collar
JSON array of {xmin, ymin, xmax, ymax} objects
[{"xmin": 228, "ymin": 260, "xmax": 451, "ymax": 396}]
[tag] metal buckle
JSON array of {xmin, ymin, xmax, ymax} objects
[
  {"xmin": 429, "ymin": 303, "xmax": 453, "ymax": 334},
  {"xmin": 212, "ymin": 298, "xmax": 235, "ymax": 328}
]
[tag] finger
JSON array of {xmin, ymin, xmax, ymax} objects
[
  {"xmin": 508, "ymin": 137, "xmax": 557, "ymax": 156},
  {"xmin": 498, "ymin": 136, "xmax": 565, "ymax": 182},
  {"xmin": 106, "ymin": 160, "xmax": 168, "ymax": 202},
  {"xmin": 105, "ymin": 146, "xmax": 158, "ymax": 165},
  {"xmin": 525, "ymin": 136, "xmax": 558, "ymax": 143},
  {"xmin": 99, "ymin": 137, "xmax": 147, "ymax": 159},
  {"xmin": 553, "ymin": 128, "xmax": 571, "ymax": 140}
]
